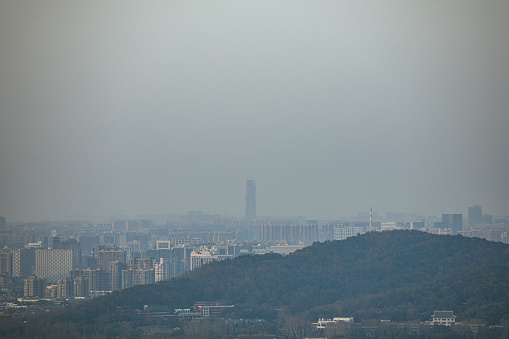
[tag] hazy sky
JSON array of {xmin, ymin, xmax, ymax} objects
[{"xmin": 1, "ymin": 1, "xmax": 508, "ymax": 221}]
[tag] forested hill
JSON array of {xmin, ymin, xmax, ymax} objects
[{"xmin": 14, "ymin": 231, "xmax": 509, "ymax": 337}]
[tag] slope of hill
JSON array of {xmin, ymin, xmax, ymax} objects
[{"xmin": 8, "ymin": 230, "xmax": 509, "ymax": 337}]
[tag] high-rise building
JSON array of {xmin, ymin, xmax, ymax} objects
[
  {"xmin": 34, "ymin": 249, "xmax": 76, "ymax": 283},
  {"xmin": 246, "ymin": 179, "xmax": 256, "ymax": 221},
  {"xmin": 129, "ymin": 258, "xmax": 154, "ymax": 270},
  {"xmin": 155, "ymin": 258, "xmax": 170, "ymax": 282},
  {"xmin": 86, "ymin": 268, "xmax": 108, "ymax": 292},
  {"xmin": 97, "ymin": 249, "xmax": 125, "ymax": 271},
  {"xmin": 121, "ymin": 268, "xmax": 154, "ymax": 289},
  {"xmin": 442, "ymin": 214, "xmax": 463, "ymax": 234},
  {"xmin": 78, "ymin": 235, "xmax": 100, "ymax": 256},
  {"xmin": 468, "ymin": 205, "xmax": 483, "ymax": 227},
  {"xmin": 0, "ymin": 250, "xmax": 12, "ymax": 278},
  {"xmin": 12, "ymin": 248, "xmax": 35, "ymax": 278},
  {"xmin": 56, "ymin": 277, "xmax": 73, "ymax": 298},
  {"xmin": 109, "ymin": 261, "xmax": 125, "ymax": 291},
  {"xmin": 24, "ymin": 276, "xmax": 46, "ymax": 298},
  {"xmin": 73, "ymin": 276, "xmax": 89, "ymax": 298},
  {"xmin": 487, "ymin": 230, "xmax": 502, "ymax": 243},
  {"xmin": 53, "ymin": 237, "xmax": 82, "ymax": 268},
  {"xmin": 334, "ymin": 226, "xmax": 363, "ymax": 241},
  {"xmin": 111, "ymin": 220, "xmax": 124, "ymax": 232},
  {"xmin": 171, "ymin": 246, "xmax": 193, "ymax": 277}
]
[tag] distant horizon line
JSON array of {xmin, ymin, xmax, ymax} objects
[{"xmin": 3, "ymin": 209, "xmax": 508, "ymax": 225}]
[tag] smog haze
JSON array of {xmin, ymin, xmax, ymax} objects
[{"xmin": 1, "ymin": 1, "xmax": 508, "ymax": 221}]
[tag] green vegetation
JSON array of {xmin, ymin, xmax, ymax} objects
[{"xmin": 4, "ymin": 230, "xmax": 509, "ymax": 337}]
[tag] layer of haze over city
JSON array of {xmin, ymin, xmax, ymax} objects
[{"xmin": 1, "ymin": 1, "xmax": 508, "ymax": 222}]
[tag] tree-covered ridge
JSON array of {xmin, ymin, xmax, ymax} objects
[
  {"xmin": 8, "ymin": 230, "xmax": 509, "ymax": 337},
  {"xmin": 302, "ymin": 262, "xmax": 509, "ymax": 324}
]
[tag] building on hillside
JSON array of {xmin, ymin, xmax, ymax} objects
[
  {"xmin": 487, "ymin": 230, "xmax": 502, "ymax": 243},
  {"xmin": 334, "ymin": 226, "xmax": 363, "ymax": 241},
  {"xmin": 458, "ymin": 229, "xmax": 484, "ymax": 239},
  {"xmin": 409, "ymin": 221, "xmax": 425, "ymax": 230},
  {"xmin": 380, "ymin": 222, "xmax": 403, "ymax": 231},
  {"xmin": 174, "ymin": 308, "xmax": 202, "ymax": 320},
  {"xmin": 154, "ymin": 258, "xmax": 170, "ymax": 282},
  {"xmin": 269, "ymin": 244, "xmax": 305, "ymax": 255},
  {"xmin": 190, "ymin": 251, "xmax": 216, "ymax": 271},
  {"xmin": 429, "ymin": 228, "xmax": 452, "ymax": 235},
  {"xmin": 312, "ymin": 317, "xmax": 354, "ymax": 329},
  {"xmin": 171, "ymin": 246, "xmax": 193, "ymax": 277},
  {"xmin": 194, "ymin": 304, "xmax": 234, "ymax": 318},
  {"xmin": 121, "ymin": 268, "xmax": 155, "ymax": 289},
  {"xmin": 432, "ymin": 311, "xmax": 456, "ymax": 326}
]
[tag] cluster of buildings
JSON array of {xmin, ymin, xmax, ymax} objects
[
  {"xmin": 0, "ymin": 180, "xmax": 507, "ymax": 304},
  {"xmin": 312, "ymin": 311, "xmax": 493, "ymax": 337}
]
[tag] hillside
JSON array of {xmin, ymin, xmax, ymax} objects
[{"xmin": 6, "ymin": 230, "xmax": 509, "ymax": 337}]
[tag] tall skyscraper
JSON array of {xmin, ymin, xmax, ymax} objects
[
  {"xmin": 246, "ymin": 179, "xmax": 256, "ymax": 221},
  {"xmin": 468, "ymin": 205, "xmax": 483, "ymax": 227}
]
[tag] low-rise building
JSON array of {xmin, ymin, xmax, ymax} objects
[
  {"xmin": 313, "ymin": 317, "xmax": 354, "ymax": 329},
  {"xmin": 432, "ymin": 310, "xmax": 456, "ymax": 326},
  {"xmin": 334, "ymin": 226, "xmax": 363, "ymax": 240}
]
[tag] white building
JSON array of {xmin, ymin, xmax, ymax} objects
[
  {"xmin": 429, "ymin": 228, "xmax": 452, "ymax": 236},
  {"xmin": 313, "ymin": 317, "xmax": 354, "ymax": 329},
  {"xmin": 34, "ymin": 249, "xmax": 76, "ymax": 284},
  {"xmin": 190, "ymin": 251, "xmax": 232, "ymax": 271},
  {"xmin": 154, "ymin": 258, "xmax": 170, "ymax": 282},
  {"xmin": 269, "ymin": 244, "xmax": 305, "ymax": 255},
  {"xmin": 432, "ymin": 311, "xmax": 456, "ymax": 326},
  {"xmin": 334, "ymin": 226, "xmax": 363, "ymax": 241},
  {"xmin": 380, "ymin": 222, "xmax": 402, "ymax": 231}
]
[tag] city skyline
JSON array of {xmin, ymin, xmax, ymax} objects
[
  {"xmin": 1, "ymin": 1, "xmax": 508, "ymax": 221},
  {"xmin": 0, "ymin": 180, "xmax": 506, "ymax": 223},
  {"xmin": 0, "ymin": 202, "xmax": 505, "ymax": 224}
]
